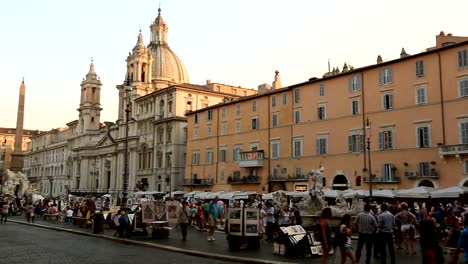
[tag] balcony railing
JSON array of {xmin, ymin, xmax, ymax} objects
[
  {"xmin": 439, "ymin": 144, "xmax": 468, "ymax": 156},
  {"xmin": 268, "ymin": 174, "xmax": 308, "ymax": 182},
  {"xmin": 239, "ymin": 150, "xmax": 264, "ymax": 168},
  {"xmin": 183, "ymin": 179, "xmax": 213, "ymax": 186},
  {"xmin": 364, "ymin": 175, "xmax": 401, "ymax": 183},
  {"xmin": 404, "ymin": 170, "xmax": 439, "ymax": 179},
  {"xmin": 227, "ymin": 175, "xmax": 261, "ymax": 184}
]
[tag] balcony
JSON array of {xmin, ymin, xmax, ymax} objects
[
  {"xmin": 268, "ymin": 174, "xmax": 308, "ymax": 182},
  {"xmin": 404, "ymin": 170, "xmax": 439, "ymax": 179},
  {"xmin": 228, "ymin": 175, "xmax": 261, "ymax": 184},
  {"xmin": 183, "ymin": 179, "xmax": 213, "ymax": 186},
  {"xmin": 439, "ymin": 144, "xmax": 468, "ymax": 157},
  {"xmin": 239, "ymin": 150, "xmax": 264, "ymax": 168},
  {"xmin": 364, "ymin": 175, "xmax": 401, "ymax": 183}
]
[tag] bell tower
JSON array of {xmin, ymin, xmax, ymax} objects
[{"xmin": 78, "ymin": 61, "xmax": 102, "ymax": 134}]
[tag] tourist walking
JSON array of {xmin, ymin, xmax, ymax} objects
[
  {"xmin": 24, "ymin": 202, "xmax": 35, "ymax": 223},
  {"xmin": 258, "ymin": 203, "xmax": 266, "ymax": 239},
  {"xmin": 354, "ymin": 204, "xmax": 378, "ymax": 264},
  {"xmin": 265, "ymin": 202, "xmax": 275, "ymax": 242},
  {"xmin": 207, "ymin": 196, "xmax": 223, "ymax": 241},
  {"xmin": 1, "ymin": 202, "xmax": 9, "ymax": 223},
  {"xmin": 338, "ymin": 214, "xmax": 356, "ymax": 264},
  {"xmin": 178, "ymin": 201, "xmax": 191, "ymax": 241},
  {"xmin": 378, "ymin": 203, "xmax": 396, "ymax": 264},
  {"xmin": 319, "ymin": 207, "xmax": 332, "ymax": 264},
  {"xmin": 395, "ymin": 202, "xmax": 417, "ymax": 255},
  {"xmin": 118, "ymin": 211, "xmax": 130, "ymax": 238}
]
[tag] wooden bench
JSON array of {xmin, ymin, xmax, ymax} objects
[{"xmin": 43, "ymin": 213, "xmax": 59, "ymax": 221}]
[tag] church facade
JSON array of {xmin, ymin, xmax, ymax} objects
[{"xmin": 23, "ymin": 9, "xmax": 256, "ymax": 198}]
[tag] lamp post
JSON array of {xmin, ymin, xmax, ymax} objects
[
  {"xmin": 169, "ymin": 154, "xmax": 172, "ymax": 198},
  {"xmin": 121, "ymin": 75, "xmax": 132, "ymax": 211},
  {"xmin": 0, "ymin": 139, "xmax": 6, "ymax": 195},
  {"xmin": 365, "ymin": 118, "xmax": 373, "ymax": 202}
]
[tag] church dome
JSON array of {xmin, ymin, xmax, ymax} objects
[
  {"xmin": 151, "ymin": 44, "xmax": 189, "ymax": 84},
  {"xmin": 148, "ymin": 8, "xmax": 189, "ymax": 86}
]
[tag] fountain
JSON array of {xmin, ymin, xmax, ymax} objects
[
  {"xmin": 270, "ymin": 165, "xmax": 365, "ymax": 229},
  {"xmin": 1, "ymin": 170, "xmax": 40, "ymax": 199}
]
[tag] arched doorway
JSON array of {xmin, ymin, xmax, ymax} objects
[
  {"xmin": 463, "ymin": 180, "xmax": 468, "ymax": 188},
  {"xmin": 332, "ymin": 175, "xmax": 349, "ymax": 190},
  {"xmin": 419, "ymin": 179, "xmax": 435, "ymax": 188}
]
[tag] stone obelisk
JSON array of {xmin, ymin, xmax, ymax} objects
[{"xmin": 10, "ymin": 79, "xmax": 26, "ymax": 172}]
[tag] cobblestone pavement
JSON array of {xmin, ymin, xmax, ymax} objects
[
  {"xmin": 2, "ymin": 215, "xmax": 463, "ymax": 264},
  {"xmin": 0, "ymin": 220, "xmax": 238, "ymax": 264}
]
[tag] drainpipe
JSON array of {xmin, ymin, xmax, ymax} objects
[{"xmin": 437, "ymin": 52, "xmax": 446, "ymax": 145}]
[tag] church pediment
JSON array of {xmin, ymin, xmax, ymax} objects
[{"xmin": 97, "ymin": 131, "xmax": 116, "ymax": 147}]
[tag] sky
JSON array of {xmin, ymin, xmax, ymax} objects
[{"xmin": 1, "ymin": 0, "xmax": 467, "ymax": 131}]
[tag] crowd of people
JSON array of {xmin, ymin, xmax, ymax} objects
[{"xmin": 317, "ymin": 200, "xmax": 468, "ymax": 264}]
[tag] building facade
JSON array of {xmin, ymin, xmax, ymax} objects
[
  {"xmin": 23, "ymin": 9, "xmax": 256, "ymax": 198},
  {"xmin": 185, "ymin": 32, "xmax": 468, "ymax": 194},
  {"xmin": 0, "ymin": 127, "xmax": 35, "ymax": 172}
]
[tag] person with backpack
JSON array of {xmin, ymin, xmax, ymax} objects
[{"xmin": 338, "ymin": 214, "xmax": 356, "ymax": 264}]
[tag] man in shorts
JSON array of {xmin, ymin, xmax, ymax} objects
[{"xmin": 207, "ymin": 196, "xmax": 223, "ymax": 241}]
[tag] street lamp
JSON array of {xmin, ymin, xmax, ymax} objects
[
  {"xmin": 365, "ymin": 117, "xmax": 373, "ymax": 202},
  {"xmin": 168, "ymin": 154, "xmax": 172, "ymax": 198},
  {"xmin": 0, "ymin": 139, "xmax": 6, "ymax": 195},
  {"xmin": 121, "ymin": 75, "xmax": 132, "ymax": 211}
]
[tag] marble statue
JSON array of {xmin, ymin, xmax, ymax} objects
[{"xmin": 1, "ymin": 170, "xmax": 39, "ymax": 198}]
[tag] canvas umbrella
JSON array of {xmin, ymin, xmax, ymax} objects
[
  {"xmin": 395, "ymin": 186, "xmax": 434, "ymax": 198},
  {"xmin": 430, "ymin": 186, "xmax": 468, "ymax": 198},
  {"xmin": 373, "ymin": 189, "xmax": 395, "ymax": 198}
]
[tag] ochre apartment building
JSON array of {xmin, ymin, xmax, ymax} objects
[{"xmin": 184, "ymin": 32, "xmax": 468, "ymax": 194}]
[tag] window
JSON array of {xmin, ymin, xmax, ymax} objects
[
  {"xmin": 236, "ymin": 103, "xmax": 241, "ymax": 116},
  {"xmin": 252, "ymin": 100, "xmax": 257, "ymax": 112},
  {"xmin": 166, "ymin": 126, "xmax": 172, "ymax": 142},
  {"xmin": 352, "ymin": 98, "xmax": 360, "ymax": 115},
  {"xmin": 295, "ymin": 167, "xmax": 302, "ymax": 177},
  {"xmin": 221, "ymin": 107, "xmax": 226, "ymax": 120},
  {"xmin": 271, "ymin": 95, "xmax": 277, "ymax": 107},
  {"xmin": 419, "ymin": 162, "xmax": 430, "ymax": 176},
  {"xmin": 379, "ymin": 68, "xmax": 393, "ymax": 85},
  {"xmin": 207, "ymin": 125, "xmax": 213, "ymax": 137},
  {"xmin": 236, "ymin": 120, "xmax": 240, "ymax": 133},
  {"xmin": 318, "ymin": 104, "xmax": 326, "ymax": 120},
  {"xmin": 349, "ymin": 134, "xmax": 364, "ymax": 152},
  {"xmin": 251, "ymin": 117, "xmax": 259, "ymax": 130},
  {"xmin": 416, "ymin": 86, "xmax": 427, "ymax": 104},
  {"xmin": 271, "ymin": 140, "xmax": 280, "ymax": 159},
  {"xmin": 206, "ymin": 110, "xmax": 213, "ymax": 121},
  {"xmin": 459, "ymin": 79, "xmax": 468, "ymax": 97},
  {"xmin": 382, "ymin": 93, "xmax": 393, "ymax": 110},
  {"xmin": 191, "ymin": 152, "xmax": 200, "ymax": 165},
  {"xmin": 382, "ymin": 163, "xmax": 394, "ymax": 181},
  {"xmin": 293, "ymin": 137, "xmax": 303, "ymax": 157},
  {"xmin": 220, "ymin": 123, "xmax": 227, "ymax": 135},
  {"xmin": 417, "ymin": 126, "xmax": 430, "ymax": 148},
  {"xmin": 193, "ymin": 128, "xmax": 198, "ymax": 139},
  {"xmin": 272, "ymin": 113, "xmax": 279, "ymax": 128},
  {"xmin": 282, "ymin": 93, "xmax": 287, "ymax": 105},
  {"xmin": 294, "ymin": 109, "xmax": 301, "ymax": 124},
  {"xmin": 461, "ymin": 121, "xmax": 468, "ymax": 144},
  {"xmin": 459, "ymin": 50, "xmax": 468, "ymax": 68},
  {"xmin": 464, "ymin": 160, "xmax": 468, "ymax": 174},
  {"xmin": 294, "ymin": 89, "xmax": 301, "ymax": 103},
  {"xmin": 416, "ymin": 60, "xmax": 425, "ymax": 77},
  {"xmin": 219, "ymin": 149, "xmax": 227, "ymax": 162},
  {"xmin": 233, "ymin": 145, "xmax": 242, "ymax": 161},
  {"xmin": 194, "ymin": 113, "xmax": 199, "ymax": 124},
  {"xmin": 348, "ymin": 75, "xmax": 361, "ymax": 92},
  {"xmin": 316, "ymin": 135, "xmax": 328, "ymax": 155},
  {"xmin": 379, "ymin": 130, "xmax": 394, "ymax": 150},
  {"xmin": 205, "ymin": 150, "xmax": 213, "ymax": 164},
  {"xmin": 319, "ymin": 83, "xmax": 325, "ymax": 97}
]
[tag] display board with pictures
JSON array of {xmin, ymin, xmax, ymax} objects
[
  {"xmin": 142, "ymin": 202, "xmax": 156, "ymax": 223},
  {"xmin": 279, "ymin": 225, "xmax": 308, "ymax": 245},
  {"xmin": 165, "ymin": 201, "xmax": 179, "ymax": 224},
  {"xmin": 228, "ymin": 208, "xmax": 242, "ymax": 236},
  {"xmin": 307, "ymin": 233, "xmax": 323, "ymax": 255},
  {"xmin": 243, "ymin": 208, "xmax": 259, "ymax": 237}
]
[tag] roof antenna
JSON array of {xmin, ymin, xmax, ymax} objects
[
  {"xmin": 90, "ymin": 57, "xmax": 94, "ymax": 64},
  {"xmin": 328, "ymin": 59, "xmax": 331, "ymax": 72}
]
